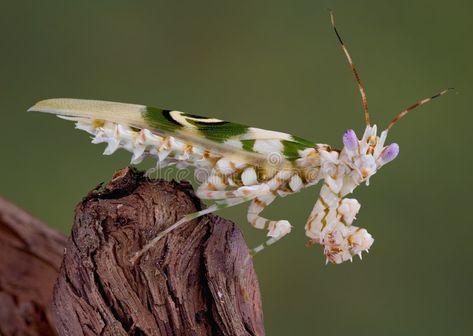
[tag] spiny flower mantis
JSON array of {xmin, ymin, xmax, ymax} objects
[{"xmin": 29, "ymin": 12, "xmax": 451, "ymax": 264}]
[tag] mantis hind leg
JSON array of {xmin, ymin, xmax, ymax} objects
[
  {"xmin": 196, "ymin": 183, "xmax": 270, "ymax": 200},
  {"xmin": 238, "ymin": 194, "xmax": 293, "ymax": 285},
  {"xmin": 247, "ymin": 194, "xmax": 292, "ymax": 255},
  {"xmin": 130, "ymin": 184, "xmax": 271, "ymax": 264}
]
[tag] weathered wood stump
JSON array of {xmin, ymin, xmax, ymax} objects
[
  {"xmin": 51, "ymin": 167, "xmax": 263, "ymax": 336},
  {"xmin": 0, "ymin": 196, "xmax": 67, "ymax": 336}
]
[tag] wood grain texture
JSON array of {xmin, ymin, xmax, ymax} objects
[{"xmin": 0, "ymin": 196, "xmax": 67, "ymax": 336}]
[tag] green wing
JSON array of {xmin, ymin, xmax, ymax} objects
[{"xmin": 29, "ymin": 98, "xmax": 315, "ymax": 161}]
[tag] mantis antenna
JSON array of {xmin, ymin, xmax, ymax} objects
[
  {"xmin": 386, "ymin": 88, "xmax": 454, "ymax": 130},
  {"xmin": 330, "ymin": 10, "xmax": 370, "ymax": 126}
]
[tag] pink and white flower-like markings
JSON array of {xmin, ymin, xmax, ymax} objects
[{"xmin": 303, "ymin": 126, "xmax": 399, "ymax": 263}]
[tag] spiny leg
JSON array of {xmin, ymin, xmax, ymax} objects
[
  {"xmin": 131, "ymin": 170, "xmax": 291, "ymax": 264},
  {"xmin": 247, "ymin": 194, "xmax": 292, "ymax": 255},
  {"xmin": 247, "ymin": 170, "xmax": 296, "ymax": 255},
  {"xmin": 130, "ymin": 184, "xmax": 271, "ymax": 264},
  {"xmin": 248, "ymin": 194, "xmax": 277, "ymax": 232},
  {"xmin": 130, "ymin": 197, "xmax": 249, "ymax": 264},
  {"xmin": 196, "ymin": 183, "xmax": 270, "ymax": 201}
]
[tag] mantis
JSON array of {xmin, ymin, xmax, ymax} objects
[{"xmin": 29, "ymin": 13, "xmax": 450, "ymax": 264}]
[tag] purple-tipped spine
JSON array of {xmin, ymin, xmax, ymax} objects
[
  {"xmin": 343, "ymin": 129, "xmax": 359, "ymax": 151},
  {"xmin": 381, "ymin": 143, "xmax": 400, "ymax": 163}
]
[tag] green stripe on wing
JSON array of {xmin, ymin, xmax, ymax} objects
[
  {"xmin": 282, "ymin": 135, "xmax": 316, "ymax": 161},
  {"xmin": 144, "ymin": 107, "xmax": 249, "ymax": 143},
  {"xmin": 241, "ymin": 139, "xmax": 256, "ymax": 152},
  {"xmin": 144, "ymin": 107, "xmax": 315, "ymax": 159},
  {"xmin": 189, "ymin": 119, "xmax": 249, "ymax": 143},
  {"xmin": 143, "ymin": 107, "xmax": 184, "ymax": 132}
]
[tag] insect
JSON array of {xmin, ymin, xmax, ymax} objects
[{"xmin": 28, "ymin": 13, "xmax": 450, "ymax": 264}]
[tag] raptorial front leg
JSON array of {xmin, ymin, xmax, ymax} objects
[
  {"xmin": 305, "ymin": 183, "xmax": 374, "ymax": 264},
  {"xmin": 247, "ymin": 194, "xmax": 292, "ymax": 255}
]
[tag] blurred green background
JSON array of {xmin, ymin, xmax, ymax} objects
[{"xmin": 1, "ymin": 0, "xmax": 472, "ymax": 334}]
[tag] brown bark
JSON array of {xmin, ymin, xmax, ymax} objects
[
  {"xmin": 52, "ymin": 167, "xmax": 264, "ymax": 336},
  {"xmin": 0, "ymin": 196, "xmax": 67, "ymax": 336}
]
